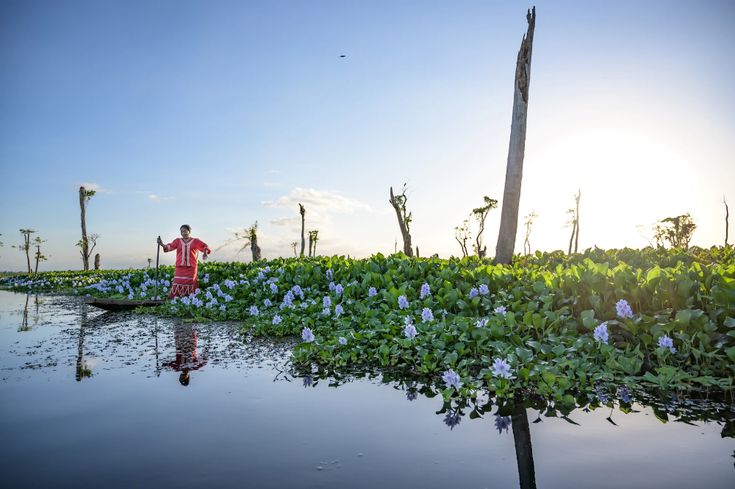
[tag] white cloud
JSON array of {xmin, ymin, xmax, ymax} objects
[{"xmin": 262, "ymin": 187, "xmax": 371, "ymax": 213}]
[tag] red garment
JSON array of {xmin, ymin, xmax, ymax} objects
[
  {"xmin": 164, "ymin": 324, "xmax": 207, "ymax": 372},
  {"xmin": 162, "ymin": 237, "xmax": 211, "ymax": 297}
]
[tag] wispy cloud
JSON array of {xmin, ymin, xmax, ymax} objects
[
  {"xmin": 136, "ymin": 190, "xmax": 173, "ymax": 201},
  {"xmin": 270, "ymin": 217, "xmax": 299, "ymax": 227},
  {"xmin": 78, "ymin": 182, "xmax": 111, "ymax": 193}
]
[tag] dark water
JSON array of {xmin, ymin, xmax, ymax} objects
[{"xmin": 0, "ymin": 291, "xmax": 733, "ymax": 489}]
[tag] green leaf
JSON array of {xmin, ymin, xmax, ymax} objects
[
  {"xmin": 726, "ymin": 347, "xmax": 735, "ymax": 363},
  {"xmin": 675, "ymin": 309, "xmax": 692, "ymax": 326},
  {"xmin": 580, "ymin": 309, "xmax": 596, "ymax": 329}
]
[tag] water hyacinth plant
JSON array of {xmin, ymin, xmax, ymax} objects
[
  {"xmin": 421, "ymin": 307, "xmax": 433, "ymax": 322},
  {"xmin": 302, "ymin": 327, "xmax": 315, "ymax": 343},
  {"xmin": 492, "ymin": 359, "xmax": 512, "ymax": 379},
  {"xmin": 3, "ymin": 247, "xmax": 734, "ymax": 400},
  {"xmin": 442, "ymin": 369, "xmax": 461, "ymax": 389},
  {"xmin": 658, "ymin": 335, "xmax": 676, "ymax": 353},
  {"xmin": 420, "ymin": 283, "xmax": 431, "ymax": 299},
  {"xmin": 616, "ymin": 299, "xmax": 634, "ymax": 319},
  {"xmin": 593, "ymin": 322, "xmax": 609, "ymax": 344}
]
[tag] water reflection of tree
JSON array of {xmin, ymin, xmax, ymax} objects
[
  {"xmin": 76, "ymin": 302, "xmax": 92, "ymax": 381},
  {"xmin": 18, "ymin": 294, "xmax": 30, "ymax": 332},
  {"xmin": 17, "ymin": 293, "xmax": 41, "ymax": 332},
  {"xmin": 511, "ymin": 402, "xmax": 537, "ymax": 489}
]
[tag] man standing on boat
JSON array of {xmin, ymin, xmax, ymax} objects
[{"xmin": 158, "ymin": 225, "xmax": 211, "ymax": 298}]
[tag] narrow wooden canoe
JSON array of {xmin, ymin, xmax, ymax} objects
[{"xmin": 85, "ymin": 297, "xmax": 165, "ymax": 311}]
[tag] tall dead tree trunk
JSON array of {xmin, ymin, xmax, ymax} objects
[
  {"xmin": 389, "ymin": 186, "xmax": 414, "ymax": 257},
  {"xmin": 573, "ymin": 190, "xmax": 580, "ymax": 253},
  {"xmin": 251, "ymin": 235, "xmax": 261, "ymax": 261},
  {"xmin": 725, "ymin": 196, "xmax": 730, "ymax": 247},
  {"xmin": 308, "ymin": 230, "xmax": 319, "ymax": 257},
  {"xmin": 494, "ymin": 7, "xmax": 536, "ymax": 265},
  {"xmin": 299, "ymin": 204, "xmax": 306, "ymax": 258},
  {"xmin": 94, "ymin": 253, "xmax": 100, "ymax": 270},
  {"xmin": 79, "ymin": 187, "xmax": 90, "ymax": 270}
]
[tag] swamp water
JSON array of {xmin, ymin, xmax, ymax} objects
[{"xmin": 0, "ymin": 290, "xmax": 733, "ymax": 489}]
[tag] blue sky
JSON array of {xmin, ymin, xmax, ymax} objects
[{"xmin": 1, "ymin": 0, "xmax": 734, "ymax": 270}]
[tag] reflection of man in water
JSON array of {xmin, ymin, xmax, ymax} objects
[{"xmin": 164, "ymin": 323, "xmax": 207, "ymax": 386}]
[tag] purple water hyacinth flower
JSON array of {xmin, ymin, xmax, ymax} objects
[
  {"xmin": 335, "ymin": 284, "xmax": 344, "ymax": 295},
  {"xmin": 404, "ymin": 324, "xmax": 417, "ymax": 339},
  {"xmin": 302, "ymin": 327, "xmax": 315, "ymax": 343},
  {"xmin": 442, "ymin": 369, "xmax": 462, "ymax": 389},
  {"xmin": 443, "ymin": 412, "xmax": 461, "ymax": 430},
  {"xmin": 291, "ymin": 285, "xmax": 304, "ymax": 298},
  {"xmin": 302, "ymin": 375, "xmax": 313, "ymax": 388},
  {"xmin": 326, "ymin": 269, "xmax": 333, "ymax": 281},
  {"xmin": 617, "ymin": 386, "xmax": 632, "ymax": 404},
  {"xmin": 404, "ymin": 316, "xmax": 413, "ymax": 326},
  {"xmin": 491, "ymin": 358, "xmax": 512, "ymax": 379},
  {"xmin": 272, "ymin": 314, "xmax": 282, "ymax": 325},
  {"xmin": 329, "ymin": 281, "xmax": 336, "ymax": 292},
  {"xmin": 616, "ymin": 299, "xmax": 634, "ymax": 319},
  {"xmin": 368, "ymin": 287, "xmax": 377, "ymax": 297},
  {"xmin": 398, "ymin": 295, "xmax": 409, "ymax": 310},
  {"xmin": 469, "ymin": 287, "xmax": 479, "ymax": 299},
  {"xmin": 595, "ymin": 385, "xmax": 610, "ymax": 404},
  {"xmin": 494, "ymin": 416, "xmax": 511, "ymax": 434},
  {"xmin": 322, "ymin": 307, "xmax": 331, "ymax": 316},
  {"xmin": 264, "ymin": 298, "xmax": 272, "ymax": 307},
  {"xmin": 323, "ymin": 296, "xmax": 332, "ymax": 308},
  {"xmin": 421, "ymin": 307, "xmax": 434, "ymax": 322},
  {"xmin": 406, "ymin": 390, "xmax": 417, "ymax": 401},
  {"xmin": 269, "ymin": 283, "xmax": 278, "ymax": 294},
  {"xmin": 334, "ymin": 304, "xmax": 344, "ymax": 317},
  {"xmin": 420, "ymin": 283, "xmax": 431, "ymax": 299},
  {"xmin": 476, "ymin": 318, "xmax": 489, "ymax": 328},
  {"xmin": 479, "ymin": 284, "xmax": 489, "ymax": 296},
  {"xmin": 494, "ymin": 306, "xmax": 507, "ymax": 315},
  {"xmin": 593, "ymin": 322, "xmax": 609, "ymax": 344},
  {"xmin": 658, "ymin": 334, "xmax": 676, "ymax": 353},
  {"xmin": 338, "ymin": 336, "xmax": 348, "ymax": 345},
  {"xmin": 249, "ymin": 305, "xmax": 259, "ymax": 316}
]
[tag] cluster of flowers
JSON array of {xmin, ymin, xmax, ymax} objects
[
  {"xmin": 86, "ymin": 273, "xmax": 171, "ymax": 300},
  {"xmin": 592, "ymin": 299, "xmax": 676, "ymax": 353},
  {"xmin": 468, "ymin": 283, "xmax": 490, "ymax": 299}
]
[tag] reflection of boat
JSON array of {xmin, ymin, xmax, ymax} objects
[{"xmin": 85, "ymin": 297, "xmax": 165, "ymax": 311}]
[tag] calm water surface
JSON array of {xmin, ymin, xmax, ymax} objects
[{"xmin": 0, "ymin": 291, "xmax": 733, "ymax": 488}]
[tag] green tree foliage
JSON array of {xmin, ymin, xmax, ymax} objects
[{"xmin": 654, "ymin": 213, "xmax": 697, "ymax": 250}]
